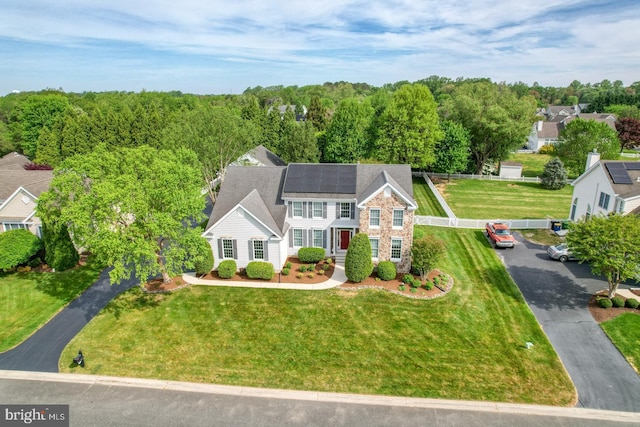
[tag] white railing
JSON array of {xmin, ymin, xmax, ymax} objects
[
  {"xmin": 421, "ymin": 173, "xmax": 457, "ymax": 219},
  {"xmin": 414, "ymin": 172, "xmax": 542, "ymax": 183},
  {"xmin": 414, "ymin": 216, "xmax": 568, "ymax": 229},
  {"xmin": 620, "ymin": 152, "xmax": 640, "ymax": 158}
]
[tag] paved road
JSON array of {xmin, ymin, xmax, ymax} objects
[
  {"xmin": 500, "ymin": 234, "xmax": 640, "ymax": 412},
  {"xmin": 1, "ymin": 372, "xmax": 638, "ymax": 426},
  {"xmin": 0, "ymin": 269, "xmax": 137, "ymax": 372}
]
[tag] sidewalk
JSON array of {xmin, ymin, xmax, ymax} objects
[{"xmin": 182, "ymin": 263, "xmax": 347, "ymax": 290}]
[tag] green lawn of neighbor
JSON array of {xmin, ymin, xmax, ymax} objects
[
  {"xmin": 438, "ymin": 179, "xmax": 573, "ymax": 219},
  {"xmin": 507, "ymin": 153, "xmax": 555, "ymax": 178},
  {"xmin": 413, "ymin": 177, "xmax": 447, "ymax": 216},
  {"xmin": 0, "ymin": 260, "xmax": 103, "ymax": 352},
  {"xmin": 601, "ymin": 313, "xmax": 640, "ymax": 373},
  {"xmin": 61, "ymin": 227, "xmax": 575, "ymax": 406}
]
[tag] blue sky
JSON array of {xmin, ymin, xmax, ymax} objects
[{"xmin": 1, "ymin": 0, "xmax": 639, "ymax": 94}]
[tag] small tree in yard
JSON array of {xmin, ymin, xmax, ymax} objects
[
  {"xmin": 42, "ymin": 221, "xmax": 79, "ymax": 271},
  {"xmin": 193, "ymin": 237, "xmax": 214, "ymax": 277},
  {"xmin": 345, "ymin": 233, "xmax": 373, "ymax": 283},
  {"xmin": 540, "ymin": 157, "xmax": 568, "ymax": 190},
  {"xmin": 411, "ymin": 234, "xmax": 446, "ymax": 281},
  {"xmin": 566, "ymin": 214, "xmax": 640, "ymax": 298},
  {"xmin": 0, "ymin": 229, "xmax": 43, "ymax": 271}
]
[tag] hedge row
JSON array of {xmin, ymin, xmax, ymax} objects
[{"xmin": 297, "ymin": 247, "xmax": 326, "ymax": 263}]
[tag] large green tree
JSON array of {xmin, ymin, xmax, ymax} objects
[
  {"xmin": 19, "ymin": 94, "xmax": 70, "ymax": 158},
  {"xmin": 374, "ymin": 84, "xmax": 443, "ymax": 168},
  {"xmin": 322, "ymin": 98, "xmax": 373, "ymax": 163},
  {"xmin": 566, "ymin": 214, "xmax": 640, "ymax": 298},
  {"xmin": 442, "ymin": 82, "xmax": 536, "ymax": 174},
  {"xmin": 433, "ymin": 120, "xmax": 471, "ymax": 177},
  {"xmin": 162, "ymin": 104, "xmax": 257, "ymax": 201},
  {"xmin": 37, "ymin": 145, "xmax": 206, "ymax": 284},
  {"xmin": 555, "ymin": 119, "xmax": 620, "ymax": 175}
]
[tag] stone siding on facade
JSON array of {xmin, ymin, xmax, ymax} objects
[{"xmin": 359, "ymin": 191, "xmax": 414, "ymax": 272}]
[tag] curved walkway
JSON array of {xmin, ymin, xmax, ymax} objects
[
  {"xmin": 0, "ymin": 269, "xmax": 138, "ymax": 373},
  {"xmin": 182, "ymin": 263, "xmax": 347, "ymax": 290}
]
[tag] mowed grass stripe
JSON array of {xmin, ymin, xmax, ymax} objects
[
  {"xmin": 413, "ymin": 177, "xmax": 447, "ymax": 217},
  {"xmin": 61, "ymin": 228, "xmax": 574, "ymax": 405}
]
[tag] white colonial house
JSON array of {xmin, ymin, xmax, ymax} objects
[
  {"xmin": 202, "ymin": 163, "xmax": 418, "ymax": 273},
  {"xmin": 570, "ymin": 151, "xmax": 640, "ymax": 220}
]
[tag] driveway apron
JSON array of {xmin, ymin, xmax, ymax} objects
[
  {"xmin": 500, "ymin": 233, "xmax": 640, "ymax": 412},
  {"xmin": 0, "ymin": 268, "xmax": 137, "ymax": 373}
]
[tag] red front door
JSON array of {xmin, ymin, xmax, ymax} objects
[{"xmin": 340, "ymin": 230, "xmax": 351, "ymax": 250}]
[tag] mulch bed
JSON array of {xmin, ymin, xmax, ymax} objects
[
  {"xmin": 338, "ymin": 268, "xmax": 452, "ymax": 299},
  {"xmin": 588, "ymin": 289, "xmax": 640, "ymax": 323}
]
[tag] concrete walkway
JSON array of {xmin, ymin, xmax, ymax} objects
[{"xmin": 182, "ymin": 262, "xmax": 348, "ymax": 290}]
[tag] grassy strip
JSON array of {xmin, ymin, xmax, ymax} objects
[
  {"xmin": 601, "ymin": 313, "xmax": 640, "ymax": 373},
  {"xmin": 0, "ymin": 260, "xmax": 103, "ymax": 352},
  {"xmin": 61, "ymin": 227, "xmax": 574, "ymax": 406},
  {"xmin": 507, "ymin": 153, "xmax": 554, "ymax": 178},
  {"xmin": 413, "ymin": 177, "xmax": 447, "ymax": 217},
  {"xmin": 438, "ymin": 180, "xmax": 572, "ymax": 219}
]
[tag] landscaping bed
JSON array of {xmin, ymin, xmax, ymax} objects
[{"xmin": 588, "ymin": 290, "xmax": 640, "ymax": 323}]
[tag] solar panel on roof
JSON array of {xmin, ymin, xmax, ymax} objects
[
  {"xmin": 624, "ymin": 162, "xmax": 640, "ymax": 170},
  {"xmin": 605, "ymin": 163, "xmax": 633, "ymax": 184},
  {"xmin": 283, "ymin": 164, "xmax": 357, "ymax": 193}
]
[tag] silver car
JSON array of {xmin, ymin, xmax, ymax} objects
[{"xmin": 547, "ymin": 243, "xmax": 577, "ymax": 262}]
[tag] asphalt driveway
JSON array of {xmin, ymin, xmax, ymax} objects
[
  {"xmin": 0, "ymin": 269, "xmax": 137, "ymax": 373},
  {"xmin": 499, "ymin": 233, "xmax": 640, "ymax": 412}
]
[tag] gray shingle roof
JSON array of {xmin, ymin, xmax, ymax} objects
[
  {"xmin": 0, "ymin": 170, "xmax": 53, "ymax": 203},
  {"xmin": 248, "ymin": 145, "xmax": 286, "ymax": 167}
]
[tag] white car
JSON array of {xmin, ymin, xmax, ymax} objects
[{"xmin": 547, "ymin": 243, "xmax": 578, "ymax": 262}]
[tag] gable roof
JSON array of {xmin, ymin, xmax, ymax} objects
[
  {"xmin": 574, "ymin": 160, "xmax": 640, "ymax": 200},
  {"xmin": 0, "ymin": 169, "xmax": 53, "ymax": 203},
  {"xmin": 205, "ymin": 163, "xmax": 416, "ymax": 235},
  {"xmin": 242, "ymin": 145, "xmax": 286, "ymax": 167}
]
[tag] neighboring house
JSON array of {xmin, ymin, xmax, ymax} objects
[
  {"xmin": 0, "ymin": 152, "xmax": 53, "ymax": 236},
  {"xmin": 528, "ymin": 112, "xmax": 617, "ymax": 152},
  {"xmin": 232, "ymin": 145, "xmax": 286, "ymax": 167},
  {"xmin": 570, "ymin": 151, "xmax": 640, "ymax": 220},
  {"xmin": 268, "ymin": 104, "xmax": 307, "ymax": 122},
  {"xmin": 202, "ymin": 163, "xmax": 417, "ymax": 273}
]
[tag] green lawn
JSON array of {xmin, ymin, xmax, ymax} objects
[
  {"xmin": 601, "ymin": 313, "xmax": 640, "ymax": 373},
  {"xmin": 413, "ymin": 177, "xmax": 447, "ymax": 216},
  {"xmin": 61, "ymin": 227, "xmax": 575, "ymax": 406},
  {"xmin": 507, "ymin": 153, "xmax": 555, "ymax": 178},
  {"xmin": 0, "ymin": 260, "xmax": 103, "ymax": 352},
  {"xmin": 438, "ymin": 180, "xmax": 573, "ymax": 219}
]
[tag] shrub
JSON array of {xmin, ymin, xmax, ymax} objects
[
  {"xmin": 217, "ymin": 260, "xmax": 237, "ymax": 279},
  {"xmin": 42, "ymin": 222, "xmax": 78, "ymax": 271},
  {"xmin": 540, "ymin": 157, "xmax": 568, "ymax": 190},
  {"xmin": 0, "ymin": 229, "xmax": 43, "ymax": 271},
  {"xmin": 281, "ymin": 267, "xmax": 290, "ymax": 275},
  {"xmin": 193, "ymin": 237, "xmax": 214, "ymax": 276},
  {"xmin": 410, "ymin": 287, "xmax": 417, "ymax": 293},
  {"xmin": 402, "ymin": 274, "xmax": 414, "ymax": 285},
  {"xmin": 625, "ymin": 298, "xmax": 639, "ymax": 309},
  {"xmin": 611, "ymin": 296, "xmax": 625, "ymax": 308},
  {"xmin": 413, "ymin": 227, "xmax": 425, "ymax": 240},
  {"xmin": 246, "ymin": 261, "xmax": 274, "ymax": 280},
  {"xmin": 322, "ymin": 263, "xmax": 330, "ymax": 271},
  {"xmin": 377, "ymin": 261, "xmax": 397, "ymax": 281},
  {"xmin": 307, "ymin": 273, "xmax": 315, "ymax": 279},
  {"xmin": 298, "ymin": 265, "xmax": 307, "ymax": 272},
  {"xmin": 424, "ymin": 281, "xmax": 434, "ymax": 290},
  {"xmin": 326, "ymin": 257, "xmax": 333, "ymax": 264},
  {"xmin": 597, "ymin": 298, "xmax": 613, "ymax": 309},
  {"xmin": 538, "ymin": 144, "xmax": 556, "ymax": 155},
  {"xmin": 411, "ymin": 278, "xmax": 422, "ymax": 288},
  {"xmin": 411, "ymin": 234, "xmax": 446, "ymax": 281},
  {"xmin": 317, "ymin": 269, "xmax": 324, "ymax": 275},
  {"xmin": 297, "ymin": 247, "xmax": 326, "ymax": 263},
  {"xmin": 345, "ymin": 233, "xmax": 374, "ymax": 283},
  {"xmin": 296, "ymin": 273, "xmax": 304, "ymax": 279},
  {"xmin": 398, "ymin": 284, "xmax": 406, "ymax": 291},
  {"xmin": 285, "ymin": 261, "xmax": 293, "ymax": 269}
]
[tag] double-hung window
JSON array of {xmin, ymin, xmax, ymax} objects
[
  {"xmin": 221, "ymin": 239, "xmax": 236, "ymax": 259},
  {"xmin": 390, "ymin": 238, "xmax": 402, "ymax": 260},
  {"xmin": 598, "ymin": 192, "xmax": 610, "ymax": 210},
  {"xmin": 292, "ymin": 229, "xmax": 303, "ymax": 247},
  {"xmin": 313, "ymin": 229, "xmax": 324, "ymax": 248},
  {"xmin": 3, "ymin": 223, "xmax": 27, "ymax": 232},
  {"xmin": 369, "ymin": 208, "xmax": 380, "ymax": 227},
  {"xmin": 340, "ymin": 202, "xmax": 351, "ymax": 219},
  {"xmin": 292, "ymin": 201, "xmax": 303, "ymax": 218},
  {"xmin": 312, "ymin": 202, "xmax": 323, "ymax": 219},
  {"xmin": 392, "ymin": 209, "xmax": 404, "ymax": 228},
  {"xmin": 252, "ymin": 240, "xmax": 265, "ymax": 260},
  {"xmin": 369, "ymin": 237, "xmax": 379, "ymax": 258}
]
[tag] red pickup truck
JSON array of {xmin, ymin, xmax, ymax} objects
[{"xmin": 485, "ymin": 222, "xmax": 516, "ymax": 248}]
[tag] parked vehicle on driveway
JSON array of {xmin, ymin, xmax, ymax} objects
[
  {"xmin": 485, "ymin": 222, "xmax": 516, "ymax": 248},
  {"xmin": 547, "ymin": 243, "xmax": 577, "ymax": 262}
]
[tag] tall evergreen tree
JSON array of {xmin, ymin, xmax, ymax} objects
[{"xmin": 540, "ymin": 157, "xmax": 568, "ymax": 190}]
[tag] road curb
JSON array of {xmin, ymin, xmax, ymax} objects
[{"xmin": 1, "ymin": 370, "xmax": 638, "ymax": 423}]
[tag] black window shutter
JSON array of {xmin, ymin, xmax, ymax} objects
[
  {"xmin": 302, "ymin": 201, "xmax": 307, "ymax": 218},
  {"xmin": 350, "ymin": 203, "xmax": 355, "ymax": 219},
  {"xmin": 308, "ymin": 202, "xmax": 313, "ymax": 218},
  {"xmin": 217, "ymin": 239, "xmax": 223, "ymax": 259},
  {"xmin": 288, "ymin": 201, "xmax": 292, "ymax": 217},
  {"xmin": 335, "ymin": 203, "xmax": 340, "ymax": 219},
  {"xmin": 248, "ymin": 240, "xmax": 253, "ymax": 261},
  {"xmin": 322, "ymin": 202, "xmax": 327, "ymax": 218},
  {"xmin": 264, "ymin": 240, "xmax": 269, "ymax": 259},
  {"xmin": 232, "ymin": 240, "xmax": 237, "ymax": 259},
  {"xmin": 323, "ymin": 230, "xmax": 327, "ymax": 248}
]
